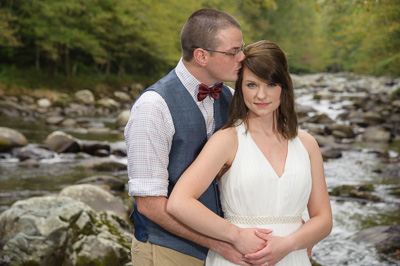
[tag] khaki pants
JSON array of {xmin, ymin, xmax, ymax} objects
[{"xmin": 131, "ymin": 236, "xmax": 205, "ymax": 266}]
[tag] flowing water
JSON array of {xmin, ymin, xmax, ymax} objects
[
  {"xmin": 0, "ymin": 92, "xmax": 399, "ymax": 265},
  {"xmin": 297, "ymin": 92, "xmax": 400, "ymax": 265}
]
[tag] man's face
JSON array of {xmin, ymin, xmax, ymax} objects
[{"xmin": 205, "ymin": 27, "xmax": 245, "ymax": 84}]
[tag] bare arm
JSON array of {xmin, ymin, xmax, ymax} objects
[
  {"xmin": 136, "ymin": 196, "xmax": 249, "ymax": 263},
  {"xmin": 246, "ymin": 130, "xmax": 333, "ymax": 265},
  {"xmin": 167, "ymin": 128, "xmax": 269, "ymax": 255}
]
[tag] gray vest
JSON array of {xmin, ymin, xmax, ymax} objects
[{"xmin": 131, "ymin": 69, "xmax": 232, "ymax": 260}]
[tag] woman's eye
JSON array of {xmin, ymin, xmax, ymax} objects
[
  {"xmin": 267, "ymin": 83, "xmax": 277, "ymax": 87},
  {"xmin": 246, "ymin": 83, "xmax": 256, "ymax": 88}
]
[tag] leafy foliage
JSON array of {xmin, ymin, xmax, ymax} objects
[{"xmin": 0, "ymin": 0, "xmax": 398, "ymax": 88}]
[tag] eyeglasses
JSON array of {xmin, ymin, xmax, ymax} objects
[{"xmin": 193, "ymin": 43, "xmax": 245, "ymax": 58}]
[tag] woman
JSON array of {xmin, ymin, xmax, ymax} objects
[{"xmin": 167, "ymin": 40, "xmax": 332, "ymax": 265}]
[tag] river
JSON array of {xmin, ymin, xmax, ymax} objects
[{"xmin": 0, "ymin": 81, "xmax": 399, "ymax": 265}]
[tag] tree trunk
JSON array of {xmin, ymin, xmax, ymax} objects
[
  {"xmin": 106, "ymin": 60, "xmax": 111, "ymax": 76},
  {"xmin": 35, "ymin": 46, "xmax": 40, "ymax": 70},
  {"xmin": 118, "ymin": 58, "xmax": 125, "ymax": 77},
  {"xmin": 72, "ymin": 62, "xmax": 77, "ymax": 76},
  {"xmin": 65, "ymin": 46, "xmax": 70, "ymax": 77}
]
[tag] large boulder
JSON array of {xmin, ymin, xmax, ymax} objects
[
  {"xmin": 76, "ymin": 175, "xmax": 125, "ymax": 192},
  {"xmin": 0, "ymin": 195, "xmax": 132, "ymax": 265},
  {"xmin": 43, "ymin": 131, "xmax": 81, "ymax": 153},
  {"xmin": 0, "ymin": 127, "xmax": 28, "ymax": 152},
  {"xmin": 59, "ymin": 184, "xmax": 129, "ymax": 221}
]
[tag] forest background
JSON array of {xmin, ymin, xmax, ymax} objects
[{"xmin": 0, "ymin": 0, "xmax": 399, "ymax": 94}]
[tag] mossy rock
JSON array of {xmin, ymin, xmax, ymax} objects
[{"xmin": 330, "ymin": 184, "xmax": 382, "ymax": 202}]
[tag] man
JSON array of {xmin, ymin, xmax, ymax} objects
[{"xmin": 125, "ymin": 8, "xmax": 258, "ymax": 265}]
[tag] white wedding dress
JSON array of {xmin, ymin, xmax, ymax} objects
[{"xmin": 206, "ymin": 122, "xmax": 312, "ymax": 265}]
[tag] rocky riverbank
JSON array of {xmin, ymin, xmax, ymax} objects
[{"xmin": 0, "ymin": 72, "xmax": 399, "ymax": 265}]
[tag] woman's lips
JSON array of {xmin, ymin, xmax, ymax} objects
[{"xmin": 255, "ymin": 102, "xmax": 271, "ymax": 107}]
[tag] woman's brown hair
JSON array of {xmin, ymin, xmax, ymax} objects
[{"xmin": 223, "ymin": 40, "xmax": 298, "ymax": 139}]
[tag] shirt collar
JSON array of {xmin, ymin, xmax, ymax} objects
[{"xmin": 175, "ymin": 58, "xmax": 203, "ymax": 100}]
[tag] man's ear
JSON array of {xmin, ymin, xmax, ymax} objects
[{"xmin": 193, "ymin": 48, "xmax": 208, "ymax": 67}]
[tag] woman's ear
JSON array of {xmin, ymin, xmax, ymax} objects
[{"xmin": 193, "ymin": 48, "xmax": 208, "ymax": 67}]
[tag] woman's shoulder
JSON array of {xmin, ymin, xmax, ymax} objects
[
  {"xmin": 297, "ymin": 129, "xmax": 320, "ymax": 154},
  {"xmin": 203, "ymin": 126, "xmax": 238, "ymax": 167},
  {"xmin": 212, "ymin": 126, "xmax": 238, "ymax": 142}
]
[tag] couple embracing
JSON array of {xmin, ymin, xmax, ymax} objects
[{"xmin": 124, "ymin": 8, "xmax": 332, "ymax": 266}]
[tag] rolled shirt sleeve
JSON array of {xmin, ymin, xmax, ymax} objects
[{"xmin": 124, "ymin": 91, "xmax": 175, "ymax": 197}]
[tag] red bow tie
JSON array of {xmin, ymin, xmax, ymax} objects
[{"xmin": 197, "ymin": 82, "xmax": 223, "ymax": 101}]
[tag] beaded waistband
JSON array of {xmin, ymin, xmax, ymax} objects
[{"xmin": 224, "ymin": 214, "xmax": 302, "ymax": 225}]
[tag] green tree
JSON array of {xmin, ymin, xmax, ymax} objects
[
  {"xmin": 0, "ymin": 8, "xmax": 20, "ymax": 47},
  {"xmin": 319, "ymin": 0, "xmax": 400, "ymax": 76}
]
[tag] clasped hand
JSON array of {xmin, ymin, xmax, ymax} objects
[
  {"xmin": 242, "ymin": 230, "xmax": 293, "ymax": 266},
  {"xmin": 234, "ymin": 228, "xmax": 270, "ymax": 255}
]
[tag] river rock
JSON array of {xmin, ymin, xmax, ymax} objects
[
  {"xmin": 326, "ymin": 124, "xmax": 355, "ymax": 139},
  {"xmin": 354, "ymin": 225, "xmax": 393, "ymax": 244},
  {"xmin": 130, "ymin": 82, "xmax": 145, "ymax": 91},
  {"xmin": 80, "ymin": 140, "xmax": 110, "ymax": 156},
  {"xmin": 61, "ymin": 118, "xmax": 77, "ymax": 127},
  {"xmin": 0, "ymin": 100, "xmax": 35, "ymax": 117},
  {"xmin": 0, "ymin": 196, "xmax": 132, "ymax": 265},
  {"xmin": 36, "ymin": 98, "xmax": 52, "ymax": 108},
  {"xmin": 113, "ymin": 91, "xmax": 131, "ymax": 102},
  {"xmin": 307, "ymin": 112, "xmax": 335, "ymax": 124},
  {"xmin": 20, "ymin": 95, "xmax": 35, "ymax": 104},
  {"xmin": 76, "ymin": 175, "xmax": 125, "ymax": 191},
  {"xmin": 116, "ymin": 110, "xmax": 130, "ymax": 128},
  {"xmin": 314, "ymin": 90, "xmax": 334, "ymax": 100},
  {"xmin": 320, "ymin": 146, "xmax": 342, "ymax": 160},
  {"xmin": 330, "ymin": 184, "xmax": 382, "ymax": 202},
  {"xmin": 362, "ymin": 112, "xmax": 385, "ymax": 126},
  {"xmin": 11, "ymin": 145, "xmax": 55, "ymax": 161},
  {"xmin": 0, "ymin": 127, "xmax": 28, "ymax": 152},
  {"xmin": 18, "ymin": 158, "xmax": 39, "ymax": 167},
  {"xmin": 43, "ymin": 131, "xmax": 81, "ymax": 153},
  {"xmin": 128, "ymin": 83, "xmax": 145, "ymax": 99},
  {"xmin": 362, "ymin": 126, "xmax": 391, "ymax": 143},
  {"xmin": 87, "ymin": 127, "xmax": 111, "ymax": 135},
  {"xmin": 75, "ymin": 117, "xmax": 103, "ymax": 128},
  {"xmin": 97, "ymin": 97, "xmax": 120, "ymax": 110},
  {"xmin": 313, "ymin": 134, "xmax": 336, "ymax": 147},
  {"xmin": 45, "ymin": 115, "xmax": 64, "ymax": 125},
  {"xmin": 354, "ymin": 225, "xmax": 400, "ymax": 262},
  {"xmin": 64, "ymin": 102, "xmax": 95, "ymax": 116},
  {"xmin": 59, "ymin": 184, "xmax": 129, "ymax": 221},
  {"xmin": 74, "ymin": 89, "xmax": 95, "ymax": 105},
  {"xmin": 110, "ymin": 142, "xmax": 127, "ymax": 157},
  {"xmin": 381, "ymin": 162, "xmax": 400, "ymax": 178},
  {"xmin": 82, "ymin": 158, "xmax": 127, "ymax": 172}
]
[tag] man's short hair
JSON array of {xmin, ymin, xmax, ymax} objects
[{"xmin": 181, "ymin": 9, "xmax": 241, "ymax": 62}]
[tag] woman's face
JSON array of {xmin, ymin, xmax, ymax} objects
[{"xmin": 241, "ymin": 66, "xmax": 282, "ymax": 119}]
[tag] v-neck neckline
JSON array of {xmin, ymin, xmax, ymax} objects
[{"xmin": 248, "ymin": 131, "xmax": 289, "ymax": 179}]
